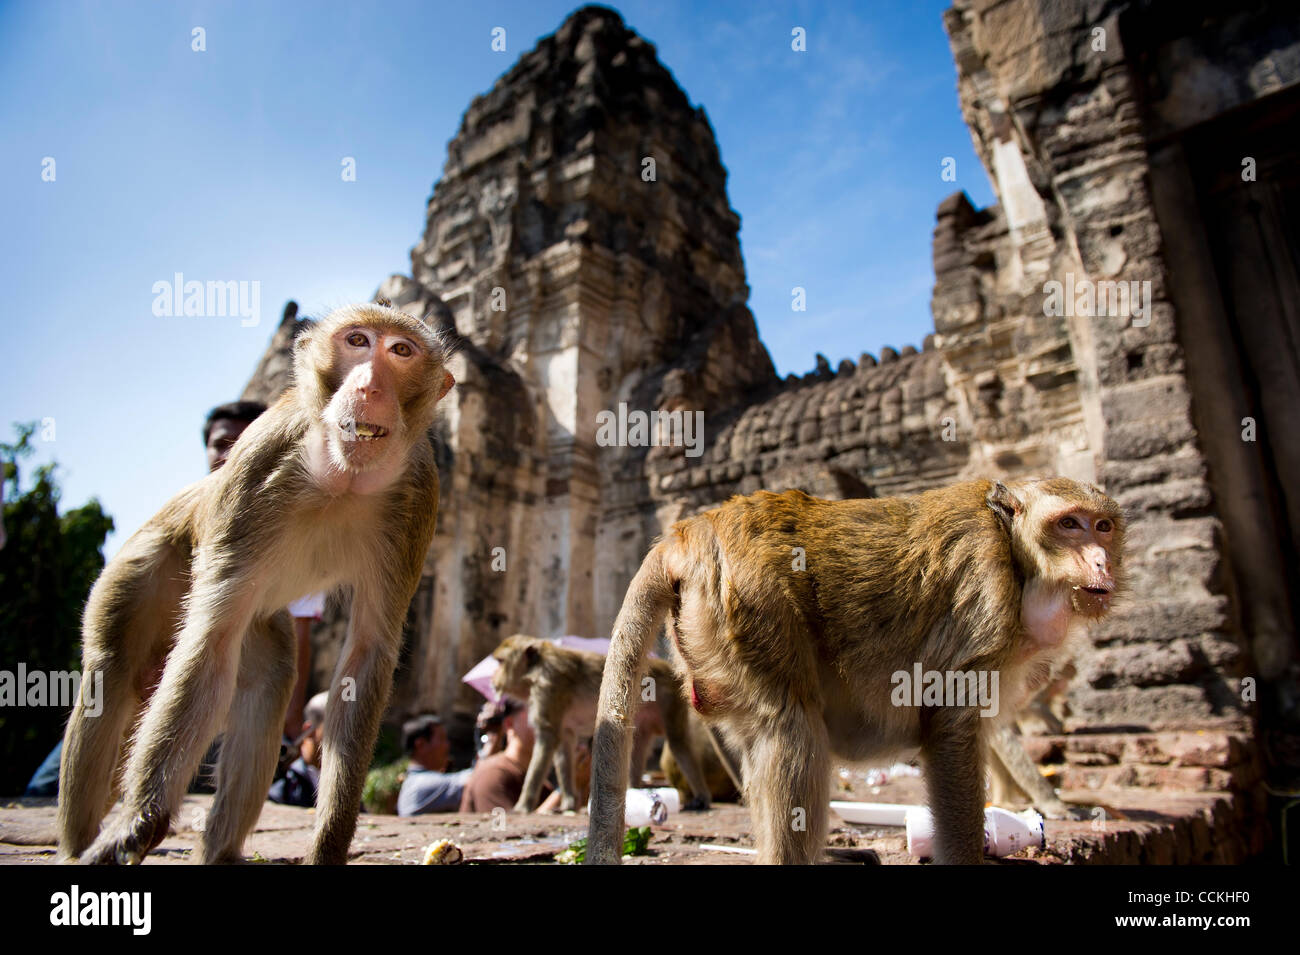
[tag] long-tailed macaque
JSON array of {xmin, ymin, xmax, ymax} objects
[
  {"xmin": 588, "ymin": 478, "xmax": 1123, "ymax": 865},
  {"xmin": 59, "ymin": 301, "xmax": 454, "ymax": 865},
  {"xmin": 490, "ymin": 634, "xmax": 713, "ymax": 812},
  {"xmin": 661, "ymin": 716, "xmax": 742, "ymax": 805}
]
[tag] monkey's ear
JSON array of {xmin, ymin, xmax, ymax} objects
[
  {"xmin": 438, "ymin": 370, "xmax": 455, "ymax": 400},
  {"xmin": 524, "ymin": 643, "xmax": 541, "ymax": 667},
  {"xmin": 986, "ymin": 481, "xmax": 1024, "ymax": 529}
]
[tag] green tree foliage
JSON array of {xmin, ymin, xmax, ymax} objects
[{"xmin": 0, "ymin": 423, "xmax": 113, "ymax": 794}]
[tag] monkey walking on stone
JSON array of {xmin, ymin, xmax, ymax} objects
[
  {"xmin": 58, "ymin": 301, "xmax": 455, "ymax": 865},
  {"xmin": 588, "ymin": 478, "xmax": 1124, "ymax": 864},
  {"xmin": 489, "ymin": 634, "xmax": 717, "ymax": 813}
]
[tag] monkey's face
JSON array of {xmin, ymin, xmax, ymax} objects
[
  {"xmin": 490, "ymin": 635, "xmax": 542, "ymax": 697},
  {"xmin": 304, "ymin": 306, "xmax": 454, "ymax": 474},
  {"xmin": 1020, "ymin": 483, "xmax": 1124, "ymax": 619}
]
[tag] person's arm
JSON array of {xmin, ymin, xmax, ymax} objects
[
  {"xmin": 284, "ymin": 592, "xmax": 325, "ymax": 738},
  {"xmin": 398, "ymin": 769, "xmax": 468, "ymax": 815},
  {"xmin": 284, "ymin": 617, "xmax": 312, "ymax": 738}
]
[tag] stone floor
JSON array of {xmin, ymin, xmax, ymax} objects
[{"xmin": 0, "ymin": 771, "xmax": 1244, "ymax": 865}]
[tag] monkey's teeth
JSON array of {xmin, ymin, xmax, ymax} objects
[{"xmin": 349, "ymin": 423, "xmax": 389, "ymax": 439}]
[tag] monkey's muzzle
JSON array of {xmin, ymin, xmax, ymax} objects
[{"xmin": 1072, "ymin": 583, "xmax": 1114, "ymax": 616}]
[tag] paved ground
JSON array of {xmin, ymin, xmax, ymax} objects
[{"xmin": 0, "ymin": 768, "xmax": 1237, "ymax": 865}]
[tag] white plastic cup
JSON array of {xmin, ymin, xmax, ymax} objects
[
  {"xmin": 906, "ymin": 806, "xmax": 1045, "ymax": 859},
  {"xmin": 624, "ymin": 787, "xmax": 680, "ymax": 826}
]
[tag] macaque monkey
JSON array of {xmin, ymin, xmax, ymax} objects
[
  {"xmin": 490, "ymin": 634, "xmax": 713, "ymax": 813},
  {"xmin": 661, "ymin": 717, "xmax": 741, "ymax": 805},
  {"xmin": 58, "ymin": 301, "xmax": 454, "ymax": 865},
  {"xmin": 588, "ymin": 478, "xmax": 1123, "ymax": 865}
]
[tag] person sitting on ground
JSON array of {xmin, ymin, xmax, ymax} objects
[
  {"xmin": 459, "ymin": 698, "xmax": 551, "ymax": 813},
  {"xmin": 396, "ymin": 714, "xmax": 472, "ymax": 815},
  {"xmin": 268, "ymin": 691, "xmax": 327, "ymax": 807}
]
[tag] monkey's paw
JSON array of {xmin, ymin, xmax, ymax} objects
[
  {"xmin": 1041, "ymin": 802, "xmax": 1092, "ymax": 821},
  {"xmin": 79, "ymin": 808, "xmax": 169, "ymax": 865}
]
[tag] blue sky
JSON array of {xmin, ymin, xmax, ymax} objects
[{"xmin": 0, "ymin": 0, "xmax": 994, "ymax": 556}]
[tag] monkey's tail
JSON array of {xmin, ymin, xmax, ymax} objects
[{"xmin": 587, "ymin": 542, "xmax": 675, "ymax": 865}]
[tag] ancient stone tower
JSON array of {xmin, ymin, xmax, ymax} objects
[
  {"xmin": 246, "ymin": 3, "xmax": 1298, "ymax": 853},
  {"xmin": 245, "ymin": 6, "xmax": 778, "ymax": 732}
]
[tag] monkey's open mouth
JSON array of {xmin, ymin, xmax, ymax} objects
[{"xmin": 343, "ymin": 421, "xmax": 389, "ymax": 440}]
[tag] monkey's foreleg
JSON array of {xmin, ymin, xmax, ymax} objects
[
  {"xmin": 921, "ymin": 708, "xmax": 986, "ymax": 864},
  {"xmin": 81, "ymin": 598, "xmax": 250, "ymax": 865},
  {"xmin": 553, "ymin": 728, "xmax": 579, "ymax": 813},
  {"xmin": 516, "ymin": 725, "xmax": 559, "ymax": 813},
  {"xmin": 662, "ymin": 703, "xmax": 713, "ymax": 811},
  {"xmin": 705, "ymin": 722, "xmax": 744, "ymax": 795},
  {"xmin": 988, "ymin": 724, "xmax": 1087, "ymax": 821},
  {"xmin": 201, "ymin": 612, "xmax": 296, "ymax": 863},
  {"xmin": 306, "ymin": 612, "xmax": 399, "ymax": 865},
  {"xmin": 628, "ymin": 727, "xmax": 652, "ymax": 792}
]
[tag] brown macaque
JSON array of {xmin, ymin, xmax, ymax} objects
[
  {"xmin": 490, "ymin": 634, "xmax": 713, "ymax": 813},
  {"xmin": 58, "ymin": 301, "xmax": 454, "ymax": 865},
  {"xmin": 661, "ymin": 716, "xmax": 742, "ymax": 805},
  {"xmin": 588, "ymin": 478, "xmax": 1123, "ymax": 865}
]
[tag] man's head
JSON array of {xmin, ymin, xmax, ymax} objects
[
  {"xmin": 203, "ymin": 400, "xmax": 268, "ymax": 472},
  {"xmin": 300, "ymin": 691, "xmax": 328, "ymax": 767},
  {"xmin": 402, "ymin": 714, "xmax": 449, "ymax": 772},
  {"xmin": 500, "ymin": 698, "xmax": 533, "ymax": 751}
]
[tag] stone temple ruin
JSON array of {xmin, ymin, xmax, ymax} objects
[{"xmin": 243, "ymin": 2, "xmax": 1299, "ymax": 859}]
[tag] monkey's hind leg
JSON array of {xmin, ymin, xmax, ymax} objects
[
  {"xmin": 80, "ymin": 599, "xmax": 249, "ymax": 865},
  {"xmin": 747, "ymin": 705, "xmax": 829, "ymax": 864},
  {"xmin": 515, "ymin": 723, "xmax": 559, "ymax": 813},
  {"xmin": 307, "ymin": 611, "xmax": 399, "ymax": 865},
  {"xmin": 553, "ymin": 727, "xmax": 579, "ymax": 812},
  {"xmin": 201, "ymin": 613, "xmax": 296, "ymax": 863}
]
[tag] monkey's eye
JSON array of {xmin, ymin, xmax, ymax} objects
[
  {"xmin": 1059, "ymin": 516, "xmax": 1081, "ymax": 530},
  {"xmin": 1096, "ymin": 519, "xmax": 1112, "ymax": 533},
  {"xmin": 345, "ymin": 331, "xmax": 369, "ymax": 348},
  {"xmin": 391, "ymin": 341, "xmax": 413, "ymax": 358}
]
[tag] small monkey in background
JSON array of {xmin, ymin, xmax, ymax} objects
[
  {"xmin": 987, "ymin": 670, "xmax": 1090, "ymax": 820},
  {"xmin": 490, "ymin": 634, "xmax": 714, "ymax": 812},
  {"xmin": 59, "ymin": 301, "xmax": 454, "ymax": 865},
  {"xmin": 588, "ymin": 478, "xmax": 1123, "ymax": 865}
]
